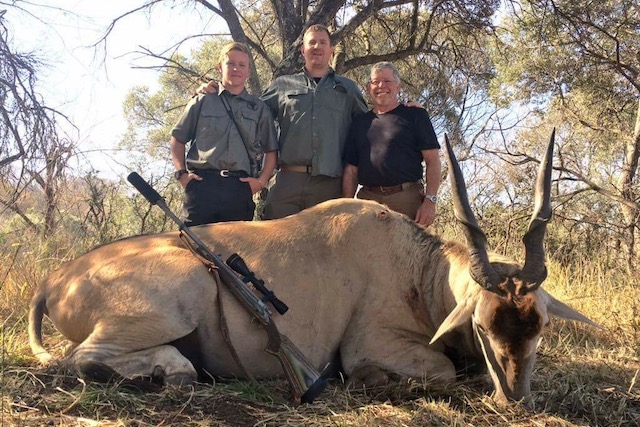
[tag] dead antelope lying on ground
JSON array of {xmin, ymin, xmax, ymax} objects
[{"xmin": 29, "ymin": 131, "xmax": 599, "ymax": 406}]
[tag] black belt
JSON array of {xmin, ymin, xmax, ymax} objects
[{"xmin": 194, "ymin": 169, "xmax": 249, "ymax": 178}]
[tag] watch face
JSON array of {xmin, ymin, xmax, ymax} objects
[{"xmin": 174, "ymin": 170, "xmax": 187, "ymax": 180}]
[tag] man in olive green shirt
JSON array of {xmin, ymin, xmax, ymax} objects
[{"xmin": 260, "ymin": 25, "xmax": 368, "ymax": 219}]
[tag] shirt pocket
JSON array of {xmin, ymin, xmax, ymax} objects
[
  {"xmin": 284, "ymin": 89, "xmax": 310, "ymax": 119},
  {"xmin": 198, "ymin": 104, "xmax": 230, "ymax": 144},
  {"xmin": 240, "ymin": 109, "xmax": 259, "ymax": 141}
]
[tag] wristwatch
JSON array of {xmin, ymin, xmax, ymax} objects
[
  {"xmin": 174, "ymin": 169, "xmax": 188, "ymax": 180},
  {"xmin": 424, "ymin": 194, "xmax": 438, "ymax": 203}
]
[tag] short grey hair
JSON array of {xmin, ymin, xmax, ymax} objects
[{"xmin": 370, "ymin": 61, "xmax": 401, "ymax": 83}]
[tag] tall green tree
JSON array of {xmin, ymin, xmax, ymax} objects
[
  {"xmin": 491, "ymin": 0, "xmax": 640, "ymax": 269},
  {"xmin": 0, "ymin": 4, "xmax": 76, "ymax": 236},
  {"xmin": 127, "ymin": 1, "xmax": 495, "ymax": 76},
  {"xmin": 114, "ymin": 1, "xmax": 501, "ymax": 161}
]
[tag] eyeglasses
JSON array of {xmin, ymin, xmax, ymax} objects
[{"xmin": 368, "ymin": 79, "xmax": 397, "ymax": 86}]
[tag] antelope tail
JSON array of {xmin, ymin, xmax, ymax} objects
[{"xmin": 29, "ymin": 293, "xmax": 54, "ymax": 365}]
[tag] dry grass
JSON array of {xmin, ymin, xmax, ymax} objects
[{"xmin": 2, "ymin": 260, "xmax": 639, "ymax": 427}]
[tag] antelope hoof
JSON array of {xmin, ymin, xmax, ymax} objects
[{"xmin": 346, "ymin": 365, "xmax": 391, "ymax": 389}]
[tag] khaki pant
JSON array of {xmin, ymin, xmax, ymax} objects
[
  {"xmin": 357, "ymin": 182, "xmax": 424, "ymax": 220},
  {"xmin": 262, "ymin": 171, "xmax": 342, "ymax": 219}
]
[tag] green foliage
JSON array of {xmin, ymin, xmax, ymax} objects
[
  {"xmin": 1, "ymin": 315, "xmax": 33, "ymax": 366},
  {"xmin": 484, "ymin": 0, "xmax": 640, "ymax": 268},
  {"xmin": 492, "ymin": 0, "xmax": 639, "ymax": 126},
  {"xmin": 224, "ymin": 379, "xmax": 275, "ymax": 403}
]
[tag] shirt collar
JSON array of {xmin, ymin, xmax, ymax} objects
[
  {"xmin": 300, "ymin": 67, "xmax": 336, "ymax": 83},
  {"xmin": 218, "ymin": 83, "xmax": 250, "ymax": 100}
]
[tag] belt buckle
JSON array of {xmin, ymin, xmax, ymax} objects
[{"xmin": 219, "ymin": 169, "xmax": 230, "ymax": 177}]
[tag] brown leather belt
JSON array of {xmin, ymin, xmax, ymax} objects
[
  {"xmin": 362, "ymin": 182, "xmax": 421, "ymax": 195},
  {"xmin": 281, "ymin": 164, "xmax": 313, "ymax": 174}
]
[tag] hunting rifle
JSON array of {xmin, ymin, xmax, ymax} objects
[{"xmin": 127, "ymin": 172, "xmax": 327, "ymax": 404}]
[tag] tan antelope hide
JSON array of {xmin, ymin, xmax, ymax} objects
[{"xmin": 29, "ymin": 131, "xmax": 600, "ymax": 405}]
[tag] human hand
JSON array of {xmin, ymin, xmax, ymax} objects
[
  {"xmin": 240, "ymin": 177, "xmax": 265, "ymax": 195},
  {"xmin": 405, "ymin": 100, "xmax": 425, "ymax": 109},
  {"xmin": 415, "ymin": 199, "xmax": 436, "ymax": 226},
  {"xmin": 197, "ymin": 80, "xmax": 218, "ymax": 95},
  {"xmin": 178, "ymin": 172, "xmax": 202, "ymax": 189}
]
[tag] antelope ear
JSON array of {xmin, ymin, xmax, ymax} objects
[
  {"xmin": 546, "ymin": 294, "xmax": 604, "ymax": 329},
  {"xmin": 430, "ymin": 297, "xmax": 476, "ymax": 344}
]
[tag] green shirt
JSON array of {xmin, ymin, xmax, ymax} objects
[
  {"xmin": 172, "ymin": 86, "xmax": 278, "ymax": 173},
  {"xmin": 261, "ymin": 68, "xmax": 368, "ymax": 177}
]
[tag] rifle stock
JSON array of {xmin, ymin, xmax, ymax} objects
[
  {"xmin": 127, "ymin": 172, "xmax": 326, "ymax": 404},
  {"xmin": 271, "ymin": 333, "xmax": 329, "ymax": 403}
]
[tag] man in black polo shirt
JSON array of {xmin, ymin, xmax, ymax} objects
[{"xmin": 342, "ymin": 62, "xmax": 441, "ymax": 226}]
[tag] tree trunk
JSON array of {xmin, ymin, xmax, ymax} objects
[{"xmin": 618, "ymin": 99, "xmax": 640, "ymax": 271}]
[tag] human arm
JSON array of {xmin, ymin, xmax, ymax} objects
[
  {"xmin": 342, "ymin": 121, "xmax": 360, "ymax": 198},
  {"xmin": 342, "ymin": 164, "xmax": 359, "ymax": 198},
  {"xmin": 170, "ymin": 136, "xmax": 202, "ymax": 188},
  {"xmin": 415, "ymin": 148, "xmax": 441, "ymax": 226},
  {"xmin": 241, "ymin": 151, "xmax": 277, "ymax": 195},
  {"xmin": 239, "ymin": 100, "xmax": 279, "ymax": 195}
]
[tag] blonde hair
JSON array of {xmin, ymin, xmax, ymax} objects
[{"xmin": 218, "ymin": 42, "xmax": 251, "ymax": 66}]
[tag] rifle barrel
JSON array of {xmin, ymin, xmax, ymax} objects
[{"xmin": 126, "ymin": 172, "xmax": 327, "ymax": 404}]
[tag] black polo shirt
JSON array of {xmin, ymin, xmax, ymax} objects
[{"xmin": 343, "ymin": 104, "xmax": 439, "ymax": 187}]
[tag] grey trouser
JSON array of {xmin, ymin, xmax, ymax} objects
[{"xmin": 262, "ymin": 171, "xmax": 341, "ymax": 219}]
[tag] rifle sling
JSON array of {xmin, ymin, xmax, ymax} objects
[
  {"xmin": 220, "ymin": 92, "xmax": 255, "ymax": 172},
  {"xmin": 178, "ymin": 232, "xmax": 259, "ymax": 386}
]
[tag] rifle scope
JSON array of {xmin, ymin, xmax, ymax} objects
[{"xmin": 226, "ymin": 253, "xmax": 289, "ymax": 315}]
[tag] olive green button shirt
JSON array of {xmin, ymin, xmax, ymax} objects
[
  {"xmin": 261, "ymin": 68, "xmax": 368, "ymax": 177},
  {"xmin": 172, "ymin": 86, "xmax": 278, "ymax": 173}
]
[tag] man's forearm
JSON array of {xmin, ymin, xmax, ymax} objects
[
  {"xmin": 170, "ymin": 136, "xmax": 187, "ymax": 171},
  {"xmin": 259, "ymin": 151, "xmax": 278, "ymax": 188},
  {"xmin": 342, "ymin": 165, "xmax": 359, "ymax": 197},
  {"xmin": 423, "ymin": 149, "xmax": 441, "ymax": 196}
]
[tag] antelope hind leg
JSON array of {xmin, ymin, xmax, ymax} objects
[
  {"xmin": 71, "ymin": 344, "xmax": 197, "ymax": 387},
  {"xmin": 99, "ymin": 345, "xmax": 198, "ymax": 386}
]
